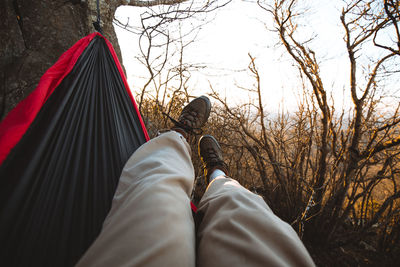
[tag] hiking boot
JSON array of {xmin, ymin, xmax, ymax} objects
[
  {"xmin": 172, "ymin": 96, "xmax": 211, "ymax": 140},
  {"xmin": 198, "ymin": 135, "xmax": 229, "ymax": 184}
]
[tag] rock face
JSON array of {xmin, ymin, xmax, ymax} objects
[{"xmin": 0, "ymin": 0, "xmax": 121, "ymax": 120}]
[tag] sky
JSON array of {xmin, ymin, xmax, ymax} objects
[{"xmin": 113, "ymin": 0, "xmax": 358, "ymax": 112}]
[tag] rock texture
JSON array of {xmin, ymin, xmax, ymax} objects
[{"xmin": 0, "ymin": 0, "xmax": 121, "ymax": 120}]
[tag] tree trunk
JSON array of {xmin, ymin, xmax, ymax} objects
[{"xmin": 0, "ymin": 0, "xmax": 121, "ymax": 120}]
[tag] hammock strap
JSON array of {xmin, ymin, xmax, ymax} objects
[{"xmin": 93, "ymin": 0, "xmax": 103, "ymax": 34}]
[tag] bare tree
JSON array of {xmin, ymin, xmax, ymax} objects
[
  {"xmin": 252, "ymin": 0, "xmax": 400, "ymax": 255},
  {"xmin": 113, "ymin": 0, "xmax": 231, "ymax": 129}
]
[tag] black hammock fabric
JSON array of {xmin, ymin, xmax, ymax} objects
[{"xmin": 0, "ymin": 34, "xmax": 148, "ymax": 267}]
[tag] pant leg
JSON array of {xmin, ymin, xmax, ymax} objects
[
  {"xmin": 76, "ymin": 131, "xmax": 196, "ymax": 267},
  {"xmin": 196, "ymin": 176, "xmax": 315, "ymax": 267}
]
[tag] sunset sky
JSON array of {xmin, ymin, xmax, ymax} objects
[{"xmin": 114, "ymin": 0, "xmax": 373, "ymax": 112}]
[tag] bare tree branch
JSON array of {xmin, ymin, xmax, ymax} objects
[{"xmin": 121, "ymin": 0, "xmax": 188, "ymax": 7}]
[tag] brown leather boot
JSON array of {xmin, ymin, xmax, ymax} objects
[
  {"xmin": 171, "ymin": 96, "xmax": 211, "ymax": 141},
  {"xmin": 198, "ymin": 135, "xmax": 229, "ymax": 184}
]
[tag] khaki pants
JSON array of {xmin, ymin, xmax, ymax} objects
[{"xmin": 76, "ymin": 132, "xmax": 315, "ymax": 267}]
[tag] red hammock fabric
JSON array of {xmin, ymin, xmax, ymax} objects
[
  {"xmin": 0, "ymin": 33, "xmax": 150, "ymax": 267},
  {"xmin": 0, "ymin": 32, "xmax": 149, "ymax": 165}
]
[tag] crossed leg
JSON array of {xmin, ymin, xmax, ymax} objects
[{"xmin": 76, "ymin": 131, "xmax": 196, "ymax": 267}]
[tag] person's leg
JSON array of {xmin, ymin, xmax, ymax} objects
[
  {"xmin": 76, "ymin": 96, "xmax": 211, "ymax": 267},
  {"xmin": 196, "ymin": 135, "xmax": 315, "ymax": 267}
]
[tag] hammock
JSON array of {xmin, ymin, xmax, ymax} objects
[{"xmin": 0, "ymin": 33, "xmax": 149, "ymax": 267}]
